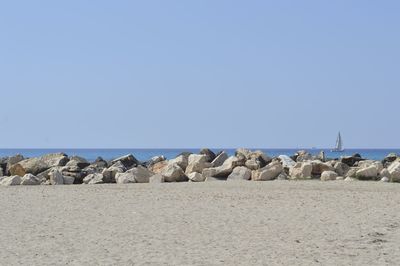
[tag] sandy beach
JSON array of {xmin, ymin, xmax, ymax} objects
[{"xmin": 0, "ymin": 181, "xmax": 398, "ymax": 265}]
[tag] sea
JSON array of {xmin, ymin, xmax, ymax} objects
[{"xmin": 0, "ymin": 149, "xmax": 399, "ymax": 162}]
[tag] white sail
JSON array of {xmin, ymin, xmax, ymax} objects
[{"xmin": 332, "ymin": 132, "xmax": 344, "ymax": 152}]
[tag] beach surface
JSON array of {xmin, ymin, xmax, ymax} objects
[{"xmin": 0, "ymin": 181, "xmax": 399, "ymax": 265}]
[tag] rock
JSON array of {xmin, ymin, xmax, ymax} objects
[
  {"xmin": 5, "ymin": 154, "xmax": 24, "ymax": 174},
  {"xmin": 311, "ymin": 160, "xmax": 334, "ymax": 176},
  {"xmin": 278, "ymin": 155, "xmax": 296, "ymax": 168},
  {"xmin": 148, "ymin": 160, "xmax": 168, "ymax": 174},
  {"xmin": 321, "ymin": 171, "xmax": 338, "ymax": 181},
  {"xmin": 83, "ymin": 173, "xmax": 105, "ymax": 184},
  {"xmin": 49, "ymin": 170, "xmax": 64, "ymax": 185},
  {"xmin": 20, "ymin": 174, "xmax": 40, "ymax": 185},
  {"xmin": 102, "ymin": 161, "xmax": 126, "ymax": 183},
  {"xmin": 9, "ymin": 164, "xmax": 26, "ymax": 177},
  {"xmin": 235, "ymin": 148, "xmax": 251, "ymax": 159},
  {"xmin": 199, "ymin": 148, "xmax": 216, "ymax": 162},
  {"xmin": 289, "ymin": 162, "xmax": 313, "ymax": 179},
  {"xmin": 0, "ymin": 167, "xmax": 3, "ymax": 177},
  {"xmin": 383, "ymin": 153, "xmax": 398, "ymax": 165},
  {"xmin": 0, "ymin": 175, "xmax": 21, "ymax": 186},
  {"xmin": 248, "ymin": 151, "xmax": 271, "ymax": 167},
  {"xmin": 203, "ymin": 156, "xmax": 244, "ymax": 178},
  {"xmin": 149, "ymin": 174, "xmax": 165, "ymax": 183},
  {"xmin": 334, "ymin": 162, "xmax": 350, "ymax": 176},
  {"xmin": 251, "ymin": 161, "xmax": 283, "ymax": 181},
  {"xmin": 92, "ymin": 157, "xmax": 108, "ymax": 168},
  {"xmin": 294, "ymin": 150, "xmax": 312, "ymax": 162},
  {"xmin": 63, "ymin": 175, "xmax": 75, "ymax": 185},
  {"xmin": 345, "ymin": 167, "xmax": 358, "ymax": 178},
  {"xmin": 211, "ymin": 151, "xmax": 228, "ymax": 167},
  {"xmin": 336, "ymin": 176, "xmax": 344, "ymax": 181},
  {"xmin": 245, "ymin": 158, "xmax": 261, "ymax": 170},
  {"xmin": 111, "ymin": 154, "xmax": 139, "ymax": 168},
  {"xmin": 115, "ymin": 172, "xmax": 136, "ymax": 184},
  {"xmin": 344, "ymin": 176, "xmax": 357, "ymax": 182},
  {"xmin": 66, "ymin": 156, "xmax": 90, "ymax": 169},
  {"xmin": 169, "ymin": 155, "xmax": 189, "ymax": 171},
  {"xmin": 358, "ymin": 160, "xmax": 383, "ymax": 173},
  {"xmin": 388, "ymin": 161, "xmax": 400, "ymax": 182},
  {"xmin": 235, "ymin": 149, "xmax": 271, "ymax": 166},
  {"xmin": 147, "ymin": 155, "xmax": 166, "ymax": 167},
  {"xmin": 185, "ymin": 154, "xmax": 211, "ymax": 174},
  {"xmin": 341, "ymin": 154, "xmax": 364, "ymax": 167},
  {"xmin": 227, "ymin": 166, "xmax": 251, "ymax": 181},
  {"xmin": 380, "ymin": 176, "xmax": 390, "ymax": 182},
  {"xmin": 162, "ymin": 163, "xmax": 187, "ymax": 182},
  {"xmin": 380, "ymin": 168, "xmax": 390, "ymax": 179},
  {"xmin": 356, "ymin": 165, "xmax": 378, "ymax": 180},
  {"xmin": 125, "ymin": 165, "xmax": 154, "ymax": 183},
  {"xmin": 9, "ymin": 153, "xmax": 68, "ymax": 176},
  {"xmin": 276, "ymin": 172, "xmax": 288, "ymax": 180},
  {"xmin": 187, "ymin": 172, "xmax": 206, "ymax": 182}
]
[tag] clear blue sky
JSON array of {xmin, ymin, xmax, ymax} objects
[{"xmin": 0, "ymin": 1, "xmax": 399, "ymax": 148}]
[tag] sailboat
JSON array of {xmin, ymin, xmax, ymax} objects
[{"xmin": 331, "ymin": 132, "xmax": 344, "ymax": 152}]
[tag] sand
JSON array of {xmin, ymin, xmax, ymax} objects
[{"xmin": 0, "ymin": 181, "xmax": 399, "ymax": 266}]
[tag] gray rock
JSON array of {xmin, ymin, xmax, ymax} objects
[
  {"xmin": 388, "ymin": 161, "xmax": 400, "ymax": 182},
  {"xmin": 311, "ymin": 160, "xmax": 334, "ymax": 177},
  {"xmin": 227, "ymin": 166, "xmax": 251, "ymax": 181},
  {"xmin": 83, "ymin": 173, "xmax": 105, "ymax": 184},
  {"xmin": 294, "ymin": 150, "xmax": 312, "ymax": 162},
  {"xmin": 147, "ymin": 155, "xmax": 166, "ymax": 167},
  {"xmin": 168, "ymin": 155, "xmax": 189, "ymax": 171},
  {"xmin": 276, "ymin": 171, "xmax": 288, "ymax": 180},
  {"xmin": 20, "ymin": 174, "xmax": 40, "ymax": 185},
  {"xmin": 289, "ymin": 162, "xmax": 313, "ymax": 179},
  {"xmin": 9, "ymin": 153, "xmax": 68, "ymax": 176},
  {"xmin": 187, "ymin": 172, "xmax": 205, "ymax": 182},
  {"xmin": 185, "ymin": 154, "xmax": 211, "ymax": 175},
  {"xmin": 66, "ymin": 156, "xmax": 90, "ymax": 169},
  {"xmin": 111, "ymin": 154, "xmax": 139, "ymax": 168},
  {"xmin": 211, "ymin": 151, "xmax": 228, "ymax": 167},
  {"xmin": 126, "ymin": 165, "xmax": 154, "ymax": 183},
  {"xmin": 334, "ymin": 162, "xmax": 350, "ymax": 176},
  {"xmin": 251, "ymin": 161, "xmax": 283, "ymax": 181},
  {"xmin": 49, "ymin": 170, "xmax": 64, "ymax": 185},
  {"xmin": 245, "ymin": 158, "xmax": 261, "ymax": 170},
  {"xmin": 0, "ymin": 175, "xmax": 21, "ymax": 186},
  {"xmin": 149, "ymin": 174, "xmax": 165, "ymax": 183},
  {"xmin": 0, "ymin": 175, "xmax": 19, "ymax": 185},
  {"xmin": 320, "ymin": 171, "xmax": 338, "ymax": 181},
  {"xmin": 278, "ymin": 155, "xmax": 296, "ymax": 168},
  {"xmin": 203, "ymin": 156, "xmax": 244, "ymax": 179},
  {"xmin": 102, "ymin": 161, "xmax": 126, "ymax": 183},
  {"xmin": 199, "ymin": 148, "xmax": 216, "ymax": 162},
  {"xmin": 115, "ymin": 172, "xmax": 136, "ymax": 184},
  {"xmin": 162, "ymin": 163, "xmax": 187, "ymax": 182},
  {"xmin": 356, "ymin": 165, "xmax": 378, "ymax": 180}
]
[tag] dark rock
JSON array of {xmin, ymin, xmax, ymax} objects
[
  {"xmin": 111, "ymin": 154, "xmax": 139, "ymax": 168},
  {"xmin": 199, "ymin": 148, "xmax": 216, "ymax": 162},
  {"xmin": 341, "ymin": 155, "xmax": 364, "ymax": 167}
]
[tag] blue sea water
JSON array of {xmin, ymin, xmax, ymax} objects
[{"xmin": 0, "ymin": 149, "xmax": 399, "ymax": 162}]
